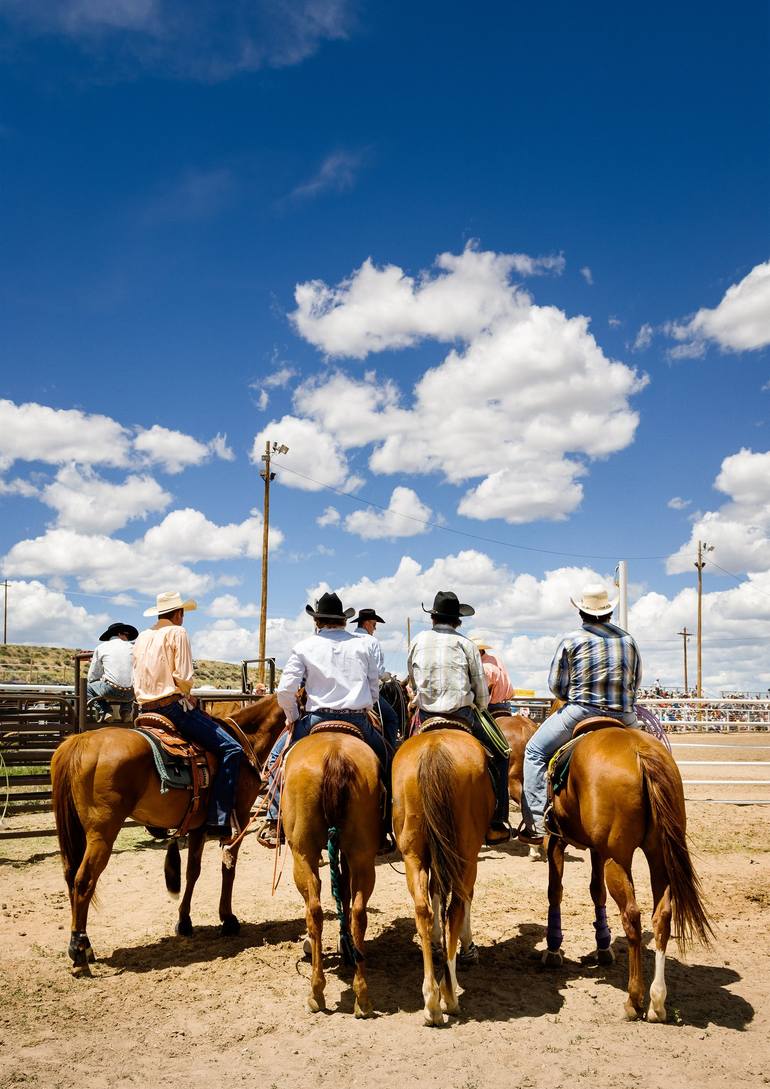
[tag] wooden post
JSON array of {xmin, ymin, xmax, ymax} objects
[
  {"xmin": 678, "ymin": 627, "xmax": 691, "ymax": 695},
  {"xmin": 694, "ymin": 541, "xmax": 712, "ymax": 698},
  {"xmin": 258, "ymin": 441, "xmax": 272, "ymax": 686}
]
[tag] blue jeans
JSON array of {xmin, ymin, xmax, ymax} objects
[
  {"xmin": 521, "ymin": 703, "xmax": 638, "ymax": 832},
  {"xmin": 161, "ymin": 700, "xmax": 243, "ymax": 828},
  {"xmin": 265, "ymin": 710, "xmax": 388, "ymax": 820},
  {"xmin": 87, "ymin": 679, "xmax": 133, "ymax": 717},
  {"xmin": 378, "ymin": 694, "xmax": 400, "ymax": 749}
]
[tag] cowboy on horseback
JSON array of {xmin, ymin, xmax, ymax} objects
[
  {"xmin": 349, "ymin": 607, "xmax": 400, "ymax": 749},
  {"xmin": 408, "ymin": 590, "xmax": 512, "ymax": 845},
  {"xmin": 259, "ymin": 591, "xmax": 387, "ymax": 848},
  {"xmin": 518, "ymin": 583, "xmax": 642, "ymax": 846},
  {"xmin": 132, "ymin": 590, "xmax": 243, "ymax": 839}
]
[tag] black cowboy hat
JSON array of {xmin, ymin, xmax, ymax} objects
[
  {"xmin": 349, "ymin": 608, "xmax": 385, "ymax": 625},
  {"xmin": 421, "ymin": 590, "xmax": 475, "ymax": 620},
  {"xmin": 305, "ymin": 592, "xmax": 356, "ymax": 622},
  {"xmin": 99, "ymin": 622, "xmax": 139, "ymax": 642}
]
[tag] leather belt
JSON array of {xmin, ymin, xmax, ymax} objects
[
  {"xmin": 315, "ymin": 707, "xmax": 366, "ymax": 717},
  {"xmin": 139, "ymin": 694, "xmax": 181, "ymax": 712}
]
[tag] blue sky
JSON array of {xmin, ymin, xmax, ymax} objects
[{"xmin": 1, "ymin": 1, "xmax": 769, "ymax": 693}]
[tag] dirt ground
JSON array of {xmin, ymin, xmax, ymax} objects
[{"xmin": 1, "ymin": 733, "xmax": 769, "ymax": 1089}]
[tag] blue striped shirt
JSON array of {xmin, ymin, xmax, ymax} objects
[{"xmin": 548, "ymin": 622, "xmax": 642, "ymax": 713}]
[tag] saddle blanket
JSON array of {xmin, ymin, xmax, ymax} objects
[{"xmin": 135, "ymin": 720, "xmax": 216, "ymax": 794}]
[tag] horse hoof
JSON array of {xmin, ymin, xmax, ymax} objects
[
  {"xmin": 220, "ymin": 914, "xmax": 240, "ymax": 937},
  {"xmin": 307, "ymin": 994, "xmax": 326, "ymax": 1014},
  {"xmin": 596, "ymin": 946, "xmax": 615, "ymax": 966},
  {"xmin": 647, "ymin": 1005, "xmax": 667, "ymax": 1024},
  {"xmin": 542, "ymin": 949, "xmax": 563, "ymax": 968},
  {"xmin": 441, "ymin": 999, "xmax": 460, "ymax": 1017},
  {"xmin": 354, "ymin": 998, "xmax": 374, "ymax": 1019},
  {"xmin": 624, "ymin": 1002, "xmax": 641, "ymax": 1021},
  {"xmin": 423, "ymin": 1008, "xmax": 444, "ymax": 1028},
  {"xmin": 71, "ymin": 962, "xmax": 92, "ymax": 979},
  {"xmin": 175, "ymin": 917, "xmax": 194, "ymax": 937},
  {"xmin": 457, "ymin": 942, "xmax": 479, "ymax": 967}
]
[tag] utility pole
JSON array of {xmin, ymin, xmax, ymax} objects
[
  {"xmin": 406, "ymin": 617, "xmax": 411, "ymax": 646},
  {"xmin": 695, "ymin": 540, "xmax": 713, "ymax": 698},
  {"xmin": 3, "ymin": 579, "xmax": 7, "ymax": 644},
  {"xmin": 677, "ymin": 627, "xmax": 691, "ymax": 695},
  {"xmin": 258, "ymin": 441, "xmax": 288, "ymax": 685},
  {"xmin": 615, "ymin": 561, "xmax": 628, "ymax": 630}
]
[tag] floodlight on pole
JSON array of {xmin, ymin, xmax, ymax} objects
[{"xmin": 258, "ymin": 440, "xmax": 289, "ymax": 684}]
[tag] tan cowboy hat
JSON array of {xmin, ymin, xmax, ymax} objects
[
  {"xmin": 143, "ymin": 590, "xmax": 198, "ymax": 618},
  {"xmin": 472, "ymin": 637, "xmax": 492, "ymax": 652},
  {"xmin": 570, "ymin": 583, "xmax": 617, "ymax": 617}
]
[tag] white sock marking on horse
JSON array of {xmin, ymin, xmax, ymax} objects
[{"xmin": 648, "ymin": 949, "xmax": 667, "ymax": 1022}]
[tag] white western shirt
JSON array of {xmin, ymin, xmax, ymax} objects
[
  {"xmin": 351, "ymin": 625, "xmax": 386, "ymax": 678},
  {"xmin": 408, "ymin": 625, "xmax": 489, "ymax": 714},
  {"xmin": 87, "ymin": 638, "xmax": 134, "ymax": 688},
  {"xmin": 277, "ymin": 628, "xmax": 380, "ymax": 724}
]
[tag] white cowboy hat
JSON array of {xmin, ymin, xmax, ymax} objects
[
  {"xmin": 472, "ymin": 637, "xmax": 492, "ymax": 652},
  {"xmin": 143, "ymin": 590, "xmax": 198, "ymax": 618},
  {"xmin": 570, "ymin": 583, "xmax": 618, "ymax": 617}
]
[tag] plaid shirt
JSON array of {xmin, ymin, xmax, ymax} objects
[
  {"xmin": 548, "ymin": 622, "xmax": 642, "ymax": 713},
  {"xmin": 408, "ymin": 625, "xmax": 489, "ymax": 713}
]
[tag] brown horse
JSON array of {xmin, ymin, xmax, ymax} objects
[
  {"xmin": 495, "ymin": 710, "xmax": 537, "ymax": 807},
  {"xmin": 392, "ymin": 728, "xmax": 494, "ymax": 1026},
  {"xmin": 281, "ymin": 731, "xmax": 381, "ymax": 1017},
  {"xmin": 542, "ymin": 723, "xmax": 712, "ymax": 1021},
  {"xmin": 50, "ymin": 696, "xmax": 285, "ymax": 975}
]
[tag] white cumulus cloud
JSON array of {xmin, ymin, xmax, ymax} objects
[
  {"xmin": 251, "ymin": 415, "xmax": 357, "ymax": 492},
  {"xmin": 134, "ymin": 425, "xmax": 234, "ymax": 474},
  {"xmin": 0, "ymin": 398, "xmax": 131, "ymax": 471},
  {"xmin": 316, "ymin": 505, "xmax": 341, "ymax": 527},
  {"xmin": 667, "ymin": 496, "xmax": 691, "ymax": 511},
  {"xmin": 41, "ymin": 465, "xmax": 171, "ymax": 533},
  {"xmin": 666, "ymin": 260, "xmax": 770, "ymax": 356},
  {"xmin": 343, "ymin": 486, "xmax": 432, "ymax": 539}
]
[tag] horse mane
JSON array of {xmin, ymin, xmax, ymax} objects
[{"xmin": 417, "ymin": 744, "xmax": 466, "ymax": 903}]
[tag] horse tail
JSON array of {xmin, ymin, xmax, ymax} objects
[
  {"xmin": 638, "ymin": 745, "xmax": 713, "ymax": 950},
  {"xmin": 321, "ymin": 746, "xmax": 362, "ymax": 968},
  {"xmin": 417, "ymin": 744, "xmax": 466, "ymax": 905},
  {"xmin": 51, "ymin": 736, "xmax": 87, "ymax": 895}
]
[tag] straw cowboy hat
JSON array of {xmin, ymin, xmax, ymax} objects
[
  {"xmin": 349, "ymin": 608, "xmax": 385, "ymax": 625},
  {"xmin": 143, "ymin": 591, "xmax": 198, "ymax": 618},
  {"xmin": 473, "ymin": 637, "xmax": 492, "ymax": 652},
  {"xmin": 305, "ymin": 591, "xmax": 355, "ymax": 622},
  {"xmin": 422, "ymin": 590, "xmax": 475, "ymax": 620},
  {"xmin": 569, "ymin": 583, "xmax": 618, "ymax": 617}
]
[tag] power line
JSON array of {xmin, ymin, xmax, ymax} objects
[
  {"xmin": 277, "ymin": 464, "xmax": 670, "ymax": 563},
  {"xmin": 706, "ymin": 559, "xmax": 770, "ymax": 604}
]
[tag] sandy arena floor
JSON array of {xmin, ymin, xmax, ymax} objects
[{"xmin": 1, "ymin": 733, "xmax": 769, "ymax": 1089}]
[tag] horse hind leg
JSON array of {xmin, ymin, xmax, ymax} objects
[
  {"xmin": 293, "ymin": 850, "xmax": 326, "ymax": 1013},
  {"xmin": 440, "ymin": 888, "xmax": 469, "ymax": 1016},
  {"xmin": 589, "ymin": 849, "xmax": 615, "ymax": 966},
  {"xmin": 348, "ymin": 852, "xmax": 376, "ymax": 1019},
  {"xmin": 604, "ymin": 858, "xmax": 645, "ymax": 1020},
  {"xmin": 543, "ymin": 836, "xmax": 565, "ymax": 968},
  {"xmin": 405, "ymin": 852, "xmax": 443, "ymax": 1027},
  {"xmin": 457, "ymin": 898, "xmax": 479, "ymax": 966},
  {"xmin": 69, "ymin": 830, "xmax": 116, "ymax": 976},
  {"xmin": 646, "ymin": 847, "xmax": 672, "ymax": 1023},
  {"xmin": 175, "ymin": 828, "xmax": 205, "ymax": 937}
]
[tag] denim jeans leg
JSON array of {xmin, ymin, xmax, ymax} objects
[
  {"xmin": 379, "ymin": 697, "xmax": 399, "ymax": 748},
  {"xmin": 164, "ymin": 703, "xmax": 242, "ymax": 827},
  {"xmin": 87, "ymin": 679, "xmax": 113, "ymax": 717},
  {"xmin": 521, "ymin": 704, "xmax": 593, "ymax": 831}
]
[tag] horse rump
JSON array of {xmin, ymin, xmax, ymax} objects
[
  {"xmin": 320, "ymin": 746, "xmax": 357, "ymax": 828},
  {"xmin": 638, "ymin": 745, "xmax": 713, "ymax": 949},
  {"xmin": 50, "ymin": 735, "xmax": 87, "ymax": 895}
]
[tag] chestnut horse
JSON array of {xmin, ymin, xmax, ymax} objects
[
  {"xmin": 51, "ymin": 696, "xmax": 285, "ymax": 976},
  {"xmin": 542, "ymin": 722, "xmax": 712, "ymax": 1022},
  {"xmin": 281, "ymin": 731, "xmax": 381, "ymax": 1017},
  {"xmin": 392, "ymin": 728, "xmax": 494, "ymax": 1026}
]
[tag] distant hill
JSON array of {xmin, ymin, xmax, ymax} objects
[{"xmin": 0, "ymin": 643, "xmax": 254, "ymax": 689}]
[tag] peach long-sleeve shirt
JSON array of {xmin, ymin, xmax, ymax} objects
[
  {"xmin": 481, "ymin": 653, "xmax": 514, "ymax": 703},
  {"xmin": 132, "ymin": 620, "xmax": 195, "ymax": 704}
]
